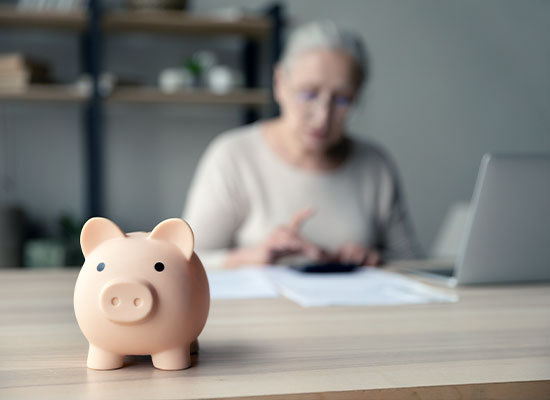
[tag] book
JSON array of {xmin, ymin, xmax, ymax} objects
[
  {"xmin": 0, "ymin": 72, "xmax": 29, "ymax": 93},
  {"xmin": 0, "ymin": 54, "xmax": 26, "ymax": 73},
  {"xmin": 0, "ymin": 53, "xmax": 51, "ymax": 84}
]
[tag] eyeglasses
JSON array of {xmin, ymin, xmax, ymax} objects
[{"xmin": 295, "ymin": 89, "xmax": 353, "ymax": 111}]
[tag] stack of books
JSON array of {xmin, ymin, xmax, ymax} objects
[{"xmin": 0, "ymin": 53, "xmax": 51, "ymax": 93}]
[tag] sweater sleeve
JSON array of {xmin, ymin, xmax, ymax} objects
[
  {"xmin": 375, "ymin": 152, "xmax": 424, "ymax": 261},
  {"xmin": 183, "ymin": 135, "xmax": 247, "ymax": 269}
]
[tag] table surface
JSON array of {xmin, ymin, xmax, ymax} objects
[{"xmin": 0, "ymin": 267, "xmax": 549, "ymax": 400}]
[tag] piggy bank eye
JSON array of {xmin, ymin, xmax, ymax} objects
[
  {"xmin": 97, "ymin": 262, "xmax": 105, "ymax": 272},
  {"xmin": 154, "ymin": 262, "xmax": 165, "ymax": 272}
]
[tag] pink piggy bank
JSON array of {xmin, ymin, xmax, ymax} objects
[{"xmin": 74, "ymin": 217, "xmax": 210, "ymax": 370}]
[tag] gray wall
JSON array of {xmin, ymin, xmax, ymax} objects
[{"xmin": 1, "ymin": 0, "xmax": 549, "ymax": 251}]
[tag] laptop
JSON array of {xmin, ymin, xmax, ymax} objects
[{"xmin": 408, "ymin": 153, "xmax": 550, "ymax": 286}]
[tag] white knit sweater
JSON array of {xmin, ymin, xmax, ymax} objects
[{"xmin": 183, "ymin": 123, "xmax": 422, "ymax": 268}]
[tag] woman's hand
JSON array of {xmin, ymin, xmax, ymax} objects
[
  {"xmin": 261, "ymin": 207, "xmax": 329, "ymax": 264},
  {"xmin": 223, "ymin": 207, "xmax": 328, "ymax": 268},
  {"xmin": 335, "ymin": 243, "xmax": 382, "ymax": 266}
]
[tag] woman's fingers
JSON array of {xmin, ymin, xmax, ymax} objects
[
  {"xmin": 338, "ymin": 244, "xmax": 365, "ymax": 265},
  {"xmin": 287, "ymin": 207, "xmax": 315, "ymax": 232},
  {"xmin": 264, "ymin": 208, "xmax": 329, "ymax": 264},
  {"xmin": 337, "ymin": 244, "xmax": 381, "ymax": 266},
  {"xmin": 267, "ymin": 230, "xmax": 330, "ymax": 264},
  {"xmin": 300, "ymin": 239, "xmax": 327, "ymax": 262},
  {"xmin": 366, "ymin": 250, "xmax": 381, "ymax": 266}
]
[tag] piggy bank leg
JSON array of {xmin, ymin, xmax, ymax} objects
[
  {"xmin": 87, "ymin": 344, "xmax": 125, "ymax": 370},
  {"xmin": 152, "ymin": 346, "xmax": 191, "ymax": 370},
  {"xmin": 191, "ymin": 339, "xmax": 199, "ymax": 354}
]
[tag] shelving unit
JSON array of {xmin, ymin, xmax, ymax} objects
[
  {"xmin": 104, "ymin": 11, "xmax": 271, "ymax": 38},
  {"xmin": 0, "ymin": 7, "xmax": 87, "ymax": 102},
  {"xmin": 0, "ymin": 5, "xmax": 85, "ymax": 31},
  {"xmin": 109, "ymin": 87, "xmax": 270, "ymax": 105},
  {"xmin": 0, "ymin": 84, "xmax": 86, "ymax": 102},
  {"xmin": 0, "ymin": 5, "xmax": 277, "ymax": 105},
  {"xmin": 0, "ymin": 85, "xmax": 269, "ymax": 106},
  {"xmin": 0, "ymin": 2, "xmax": 283, "ymax": 218}
]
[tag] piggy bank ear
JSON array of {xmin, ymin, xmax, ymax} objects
[
  {"xmin": 81, "ymin": 217, "xmax": 126, "ymax": 258},
  {"xmin": 148, "ymin": 218, "xmax": 194, "ymax": 260}
]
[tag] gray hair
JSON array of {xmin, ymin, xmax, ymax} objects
[{"xmin": 279, "ymin": 21, "xmax": 369, "ymax": 89}]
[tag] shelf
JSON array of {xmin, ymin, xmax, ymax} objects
[
  {"xmin": 0, "ymin": 7, "xmax": 271, "ymax": 38},
  {"xmin": 103, "ymin": 11, "xmax": 271, "ymax": 39},
  {"xmin": 108, "ymin": 87, "xmax": 270, "ymax": 106},
  {"xmin": 0, "ymin": 85, "xmax": 270, "ymax": 105},
  {"xmin": 0, "ymin": 6, "xmax": 86, "ymax": 31},
  {"xmin": 0, "ymin": 84, "xmax": 87, "ymax": 102}
]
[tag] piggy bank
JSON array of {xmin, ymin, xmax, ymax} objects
[{"xmin": 73, "ymin": 217, "xmax": 210, "ymax": 370}]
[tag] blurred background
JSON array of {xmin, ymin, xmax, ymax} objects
[{"xmin": 0, "ymin": 0, "xmax": 549, "ymax": 267}]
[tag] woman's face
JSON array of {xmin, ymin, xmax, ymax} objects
[{"xmin": 275, "ymin": 48, "xmax": 359, "ymax": 154}]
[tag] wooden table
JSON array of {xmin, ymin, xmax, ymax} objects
[{"xmin": 0, "ymin": 268, "xmax": 549, "ymax": 399}]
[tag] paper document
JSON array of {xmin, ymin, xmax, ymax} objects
[
  {"xmin": 265, "ymin": 267, "xmax": 458, "ymax": 307},
  {"xmin": 207, "ymin": 267, "xmax": 279, "ymax": 300},
  {"xmin": 207, "ymin": 266, "xmax": 458, "ymax": 306}
]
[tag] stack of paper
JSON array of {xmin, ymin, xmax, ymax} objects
[
  {"xmin": 265, "ymin": 267, "xmax": 458, "ymax": 307},
  {"xmin": 207, "ymin": 266, "xmax": 458, "ymax": 307},
  {"xmin": 207, "ymin": 268, "xmax": 279, "ymax": 300}
]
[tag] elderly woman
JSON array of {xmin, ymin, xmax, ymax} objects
[{"xmin": 184, "ymin": 21, "xmax": 422, "ymax": 269}]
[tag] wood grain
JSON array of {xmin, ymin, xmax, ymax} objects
[{"xmin": 0, "ymin": 268, "xmax": 548, "ymax": 399}]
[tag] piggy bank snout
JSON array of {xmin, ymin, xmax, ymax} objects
[{"xmin": 99, "ymin": 280, "xmax": 154, "ymax": 324}]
